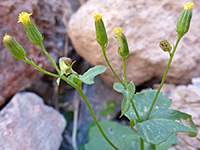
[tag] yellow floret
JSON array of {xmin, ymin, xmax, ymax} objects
[
  {"xmin": 18, "ymin": 12, "xmax": 32, "ymax": 24},
  {"xmin": 3, "ymin": 33, "xmax": 11, "ymax": 42},
  {"xmin": 93, "ymin": 13, "xmax": 102, "ymax": 21},
  {"xmin": 184, "ymin": 2, "xmax": 194, "ymax": 10},
  {"xmin": 113, "ymin": 28, "xmax": 122, "ymax": 38}
]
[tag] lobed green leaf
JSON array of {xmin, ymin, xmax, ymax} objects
[
  {"xmin": 136, "ymin": 119, "xmax": 196, "ymax": 145},
  {"xmin": 125, "ymin": 89, "xmax": 171, "ymax": 122},
  {"xmin": 79, "ymin": 65, "xmax": 107, "ymax": 85},
  {"xmin": 84, "ymin": 121, "xmax": 177, "ymax": 150}
]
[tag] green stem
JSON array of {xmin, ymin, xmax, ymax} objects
[
  {"xmin": 24, "ymin": 58, "xmax": 59, "ymax": 78},
  {"xmin": 131, "ymin": 101, "xmax": 141, "ymax": 123},
  {"xmin": 140, "ymin": 137, "xmax": 144, "ymax": 150},
  {"xmin": 38, "ymin": 43, "xmax": 61, "ymax": 74},
  {"xmin": 76, "ymin": 87, "xmax": 119, "ymax": 150},
  {"xmin": 145, "ymin": 36, "xmax": 182, "ymax": 120},
  {"xmin": 131, "ymin": 100, "xmax": 143, "ymax": 149},
  {"xmin": 122, "ymin": 57, "xmax": 128, "ymax": 87},
  {"xmin": 121, "ymin": 54, "xmax": 143, "ymax": 149},
  {"xmin": 101, "ymin": 46, "xmax": 125, "ymax": 89}
]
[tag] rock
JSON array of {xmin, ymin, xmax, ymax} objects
[
  {"xmin": 0, "ymin": 0, "xmax": 71, "ymax": 106},
  {"xmin": 68, "ymin": 0, "xmax": 200, "ymax": 86},
  {"xmin": 154, "ymin": 77, "xmax": 200, "ymax": 150},
  {"xmin": 0, "ymin": 92, "xmax": 66, "ymax": 150}
]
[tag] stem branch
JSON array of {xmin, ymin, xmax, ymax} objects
[
  {"xmin": 38, "ymin": 43, "xmax": 61, "ymax": 74},
  {"xmin": 145, "ymin": 36, "xmax": 182, "ymax": 120},
  {"xmin": 140, "ymin": 137, "xmax": 144, "ymax": 150},
  {"xmin": 122, "ymin": 57, "xmax": 128, "ymax": 87},
  {"xmin": 24, "ymin": 58, "xmax": 59, "ymax": 78},
  {"xmin": 131, "ymin": 101, "xmax": 141, "ymax": 123},
  {"xmin": 122, "ymin": 56, "xmax": 143, "ymax": 149},
  {"xmin": 77, "ymin": 87, "xmax": 119, "ymax": 150},
  {"xmin": 102, "ymin": 46, "xmax": 125, "ymax": 88}
]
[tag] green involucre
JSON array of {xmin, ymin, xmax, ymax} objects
[
  {"xmin": 159, "ymin": 40, "xmax": 172, "ymax": 52},
  {"xmin": 3, "ymin": 35, "xmax": 26, "ymax": 60},
  {"xmin": 95, "ymin": 19, "xmax": 108, "ymax": 47},
  {"xmin": 23, "ymin": 22, "xmax": 43, "ymax": 45},
  {"xmin": 177, "ymin": 9, "xmax": 193, "ymax": 37}
]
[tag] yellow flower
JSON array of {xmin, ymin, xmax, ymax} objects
[
  {"xmin": 184, "ymin": 2, "xmax": 194, "ymax": 10},
  {"xmin": 93, "ymin": 13, "xmax": 102, "ymax": 22},
  {"xmin": 113, "ymin": 28, "xmax": 122, "ymax": 38},
  {"xmin": 17, "ymin": 12, "xmax": 43, "ymax": 46},
  {"xmin": 18, "ymin": 12, "xmax": 32, "ymax": 25},
  {"xmin": 3, "ymin": 33, "xmax": 10, "ymax": 42}
]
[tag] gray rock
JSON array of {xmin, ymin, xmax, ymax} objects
[
  {"xmin": 0, "ymin": 92, "xmax": 66, "ymax": 150},
  {"xmin": 68, "ymin": 0, "xmax": 200, "ymax": 86},
  {"xmin": 0, "ymin": 0, "xmax": 71, "ymax": 106}
]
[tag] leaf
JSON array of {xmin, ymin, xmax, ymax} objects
[
  {"xmin": 107, "ymin": 101, "xmax": 117, "ymax": 107},
  {"xmin": 125, "ymin": 89, "xmax": 171, "ymax": 122},
  {"xmin": 164, "ymin": 109, "xmax": 197, "ymax": 137},
  {"xmin": 113, "ymin": 82, "xmax": 125, "ymax": 95},
  {"xmin": 125, "ymin": 89, "xmax": 197, "ymax": 145},
  {"xmin": 99, "ymin": 108, "xmax": 116, "ymax": 117},
  {"xmin": 67, "ymin": 74, "xmax": 82, "ymax": 86},
  {"xmin": 136, "ymin": 119, "xmax": 196, "ymax": 145},
  {"xmin": 56, "ymin": 70, "xmax": 65, "ymax": 86},
  {"xmin": 84, "ymin": 121, "xmax": 175, "ymax": 150},
  {"xmin": 120, "ymin": 81, "xmax": 135, "ymax": 117},
  {"xmin": 156, "ymin": 134, "xmax": 177, "ymax": 150},
  {"xmin": 85, "ymin": 121, "xmax": 157, "ymax": 150},
  {"xmin": 79, "ymin": 65, "xmax": 106, "ymax": 85}
]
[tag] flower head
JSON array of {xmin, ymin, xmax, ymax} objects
[
  {"xmin": 184, "ymin": 2, "xmax": 194, "ymax": 10},
  {"xmin": 18, "ymin": 12, "xmax": 32, "ymax": 25},
  {"xmin": 159, "ymin": 40, "xmax": 172, "ymax": 53},
  {"xmin": 17, "ymin": 12, "xmax": 43, "ymax": 46},
  {"xmin": 93, "ymin": 13, "xmax": 108, "ymax": 47},
  {"xmin": 3, "ymin": 33, "xmax": 10, "ymax": 42},
  {"xmin": 114, "ymin": 28, "xmax": 122, "ymax": 38},
  {"xmin": 3, "ymin": 33, "xmax": 26, "ymax": 60},
  {"xmin": 177, "ymin": 2, "xmax": 194, "ymax": 38},
  {"xmin": 93, "ymin": 13, "xmax": 102, "ymax": 22},
  {"xmin": 113, "ymin": 28, "xmax": 129, "ymax": 57}
]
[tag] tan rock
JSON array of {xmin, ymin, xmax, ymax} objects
[
  {"xmin": 0, "ymin": 0, "xmax": 71, "ymax": 106},
  {"xmin": 0, "ymin": 92, "xmax": 66, "ymax": 150},
  {"xmin": 68, "ymin": 0, "xmax": 200, "ymax": 86}
]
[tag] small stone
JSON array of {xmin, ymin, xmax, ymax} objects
[{"xmin": 0, "ymin": 92, "xmax": 66, "ymax": 150}]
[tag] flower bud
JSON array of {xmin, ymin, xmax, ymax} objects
[
  {"xmin": 93, "ymin": 13, "xmax": 108, "ymax": 47},
  {"xmin": 59, "ymin": 57, "xmax": 72, "ymax": 72},
  {"xmin": 177, "ymin": 2, "xmax": 194, "ymax": 38},
  {"xmin": 159, "ymin": 40, "xmax": 172, "ymax": 52},
  {"xmin": 3, "ymin": 33, "xmax": 26, "ymax": 60},
  {"xmin": 113, "ymin": 28, "xmax": 129, "ymax": 57},
  {"xmin": 18, "ymin": 12, "xmax": 43, "ymax": 46}
]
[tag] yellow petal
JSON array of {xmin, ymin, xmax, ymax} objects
[
  {"xmin": 18, "ymin": 12, "xmax": 32, "ymax": 24},
  {"xmin": 184, "ymin": 2, "xmax": 194, "ymax": 10}
]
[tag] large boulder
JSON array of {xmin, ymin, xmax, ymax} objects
[
  {"xmin": 0, "ymin": 92, "xmax": 66, "ymax": 150},
  {"xmin": 0, "ymin": 0, "xmax": 71, "ymax": 106},
  {"xmin": 68, "ymin": 0, "xmax": 200, "ymax": 86}
]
